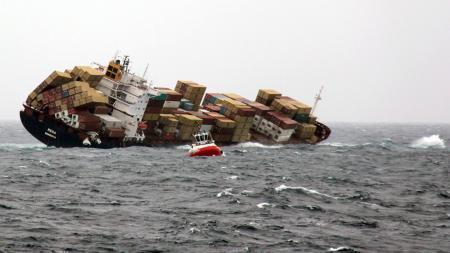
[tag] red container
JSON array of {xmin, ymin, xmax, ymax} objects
[
  {"xmin": 147, "ymin": 100, "xmax": 165, "ymax": 107},
  {"xmin": 279, "ymin": 119, "xmax": 298, "ymax": 129},
  {"xmin": 280, "ymin": 106, "xmax": 296, "ymax": 115},
  {"xmin": 237, "ymin": 108, "xmax": 256, "ymax": 117},
  {"xmin": 204, "ymin": 104, "xmax": 221, "ymax": 113},
  {"xmin": 145, "ymin": 107, "xmax": 162, "ymax": 114},
  {"xmin": 105, "ymin": 127, "xmax": 126, "ymax": 138},
  {"xmin": 265, "ymin": 111, "xmax": 297, "ymax": 129},
  {"xmin": 92, "ymin": 105, "xmax": 111, "ymax": 114},
  {"xmin": 78, "ymin": 122, "xmax": 102, "ymax": 131},
  {"xmin": 167, "ymin": 93, "xmax": 183, "ymax": 101},
  {"xmin": 204, "ymin": 111, "xmax": 225, "ymax": 119},
  {"xmin": 162, "ymin": 132, "xmax": 176, "ymax": 141}
]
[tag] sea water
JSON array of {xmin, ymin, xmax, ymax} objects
[{"xmin": 0, "ymin": 121, "xmax": 449, "ymax": 252}]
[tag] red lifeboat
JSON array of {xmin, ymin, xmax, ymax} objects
[{"xmin": 188, "ymin": 132, "xmax": 223, "ymax": 157}]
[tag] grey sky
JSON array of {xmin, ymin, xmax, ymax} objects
[{"xmin": 1, "ymin": 0, "xmax": 449, "ymax": 123}]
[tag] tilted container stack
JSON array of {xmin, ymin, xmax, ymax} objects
[
  {"xmin": 256, "ymin": 111, "xmax": 298, "ymax": 142},
  {"xmin": 175, "ymin": 114, "xmax": 202, "ymax": 141},
  {"xmin": 70, "ymin": 66, "xmax": 104, "ymax": 88},
  {"xmin": 175, "ymin": 81, "xmax": 206, "ymax": 111},
  {"xmin": 32, "ymin": 81, "xmax": 108, "ymax": 115},
  {"xmin": 157, "ymin": 114, "xmax": 179, "ymax": 140},
  {"xmin": 255, "ymin": 89, "xmax": 282, "ymax": 106},
  {"xmin": 155, "ymin": 88, "xmax": 183, "ymax": 114}
]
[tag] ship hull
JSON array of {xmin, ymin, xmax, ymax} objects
[
  {"xmin": 20, "ymin": 107, "xmax": 120, "ymax": 148},
  {"xmin": 20, "ymin": 106, "xmax": 330, "ymax": 149}
]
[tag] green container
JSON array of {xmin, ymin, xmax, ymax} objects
[
  {"xmin": 294, "ymin": 113, "xmax": 309, "ymax": 123},
  {"xmin": 153, "ymin": 93, "xmax": 168, "ymax": 101}
]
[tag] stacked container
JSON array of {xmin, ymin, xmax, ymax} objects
[
  {"xmin": 95, "ymin": 114, "xmax": 125, "ymax": 138},
  {"xmin": 257, "ymin": 111, "xmax": 298, "ymax": 142},
  {"xmin": 158, "ymin": 114, "xmax": 179, "ymax": 140},
  {"xmin": 175, "ymin": 114, "xmax": 202, "ymax": 140},
  {"xmin": 203, "ymin": 93, "xmax": 257, "ymax": 142},
  {"xmin": 255, "ymin": 89, "xmax": 282, "ymax": 106},
  {"xmin": 155, "ymin": 88, "xmax": 183, "ymax": 114},
  {"xmin": 175, "ymin": 81, "xmax": 207, "ymax": 111},
  {"xmin": 70, "ymin": 66, "xmax": 104, "ymax": 88},
  {"xmin": 295, "ymin": 123, "xmax": 317, "ymax": 139},
  {"xmin": 32, "ymin": 81, "xmax": 108, "ymax": 115},
  {"xmin": 26, "ymin": 71, "xmax": 72, "ymax": 106}
]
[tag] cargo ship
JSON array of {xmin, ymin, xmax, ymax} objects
[{"xmin": 20, "ymin": 56, "xmax": 331, "ymax": 148}]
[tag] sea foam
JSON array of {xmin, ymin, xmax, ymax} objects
[
  {"xmin": 410, "ymin": 135, "xmax": 446, "ymax": 149},
  {"xmin": 235, "ymin": 142, "xmax": 282, "ymax": 149},
  {"xmin": 275, "ymin": 184, "xmax": 338, "ymax": 199},
  {"xmin": 0, "ymin": 143, "xmax": 47, "ymax": 151}
]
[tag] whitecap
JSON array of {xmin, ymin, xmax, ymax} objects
[
  {"xmin": 410, "ymin": 135, "xmax": 446, "ymax": 149},
  {"xmin": 275, "ymin": 184, "xmax": 338, "ymax": 199},
  {"xmin": 176, "ymin": 145, "xmax": 191, "ymax": 150},
  {"xmin": 319, "ymin": 142, "xmax": 359, "ymax": 147},
  {"xmin": 235, "ymin": 142, "xmax": 282, "ymax": 149},
  {"xmin": 217, "ymin": 188, "xmax": 234, "ymax": 198},
  {"xmin": 39, "ymin": 160, "xmax": 50, "ymax": 166},
  {"xmin": 328, "ymin": 246, "xmax": 358, "ymax": 252},
  {"xmin": 226, "ymin": 175, "xmax": 238, "ymax": 180},
  {"xmin": 0, "ymin": 143, "xmax": 47, "ymax": 150},
  {"xmin": 240, "ymin": 190, "xmax": 254, "ymax": 196},
  {"xmin": 189, "ymin": 227, "xmax": 200, "ymax": 233},
  {"xmin": 257, "ymin": 202, "xmax": 274, "ymax": 208}
]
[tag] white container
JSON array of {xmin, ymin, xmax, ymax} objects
[
  {"xmin": 95, "ymin": 114, "xmax": 122, "ymax": 128},
  {"xmin": 163, "ymin": 101, "xmax": 181, "ymax": 109}
]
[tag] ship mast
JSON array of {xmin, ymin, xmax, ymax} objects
[
  {"xmin": 142, "ymin": 63, "xmax": 149, "ymax": 79},
  {"xmin": 311, "ymin": 86, "xmax": 324, "ymax": 116}
]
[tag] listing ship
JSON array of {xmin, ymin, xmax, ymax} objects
[{"xmin": 20, "ymin": 56, "xmax": 331, "ymax": 148}]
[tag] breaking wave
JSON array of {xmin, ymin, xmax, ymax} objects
[
  {"xmin": 319, "ymin": 142, "xmax": 375, "ymax": 148},
  {"xmin": 328, "ymin": 246, "xmax": 359, "ymax": 252},
  {"xmin": 0, "ymin": 143, "xmax": 47, "ymax": 151},
  {"xmin": 319, "ymin": 142, "xmax": 360, "ymax": 147},
  {"xmin": 275, "ymin": 184, "xmax": 338, "ymax": 199},
  {"xmin": 176, "ymin": 145, "xmax": 191, "ymax": 150},
  {"xmin": 410, "ymin": 135, "xmax": 446, "ymax": 149},
  {"xmin": 235, "ymin": 142, "xmax": 282, "ymax": 149}
]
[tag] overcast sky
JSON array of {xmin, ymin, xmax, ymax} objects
[{"xmin": 1, "ymin": 0, "xmax": 449, "ymax": 123}]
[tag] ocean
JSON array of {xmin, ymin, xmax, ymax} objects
[{"xmin": 0, "ymin": 121, "xmax": 449, "ymax": 252}]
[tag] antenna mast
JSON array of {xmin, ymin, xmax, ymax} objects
[
  {"xmin": 122, "ymin": 55, "xmax": 130, "ymax": 72},
  {"xmin": 142, "ymin": 63, "xmax": 149, "ymax": 79},
  {"xmin": 113, "ymin": 50, "xmax": 120, "ymax": 61},
  {"xmin": 311, "ymin": 86, "xmax": 324, "ymax": 116}
]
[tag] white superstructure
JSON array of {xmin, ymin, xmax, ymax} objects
[{"xmin": 94, "ymin": 56, "xmax": 161, "ymax": 142}]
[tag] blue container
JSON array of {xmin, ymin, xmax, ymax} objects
[
  {"xmin": 219, "ymin": 106, "xmax": 226, "ymax": 115},
  {"xmin": 294, "ymin": 113, "xmax": 309, "ymax": 123},
  {"xmin": 180, "ymin": 101, "xmax": 194, "ymax": 111}
]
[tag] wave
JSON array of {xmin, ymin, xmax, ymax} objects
[
  {"xmin": 217, "ymin": 188, "xmax": 234, "ymax": 198},
  {"xmin": 256, "ymin": 202, "xmax": 274, "ymax": 208},
  {"xmin": 0, "ymin": 143, "xmax": 47, "ymax": 151},
  {"xmin": 328, "ymin": 246, "xmax": 360, "ymax": 252},
  {"xmin": 319, "ymin": 142, "xmax": 373, "ymax": 148},
  {"xmin": 234, "ymin": 142, "xmax": 282, "ymax": 149},
  {"xmin": 275, "ymin": 184, "xmax": 338, "ymax": 199},
  {"xmin": 176, "ymin": 145, "xmax": 191, "ymax": 150},
  {"xmin": 410, "ymin": 135, "xmax": 446, "ymax": 149},
  {"xmin": 319, "ymin": 142, "xmax": 359, "ymax": 147}
]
